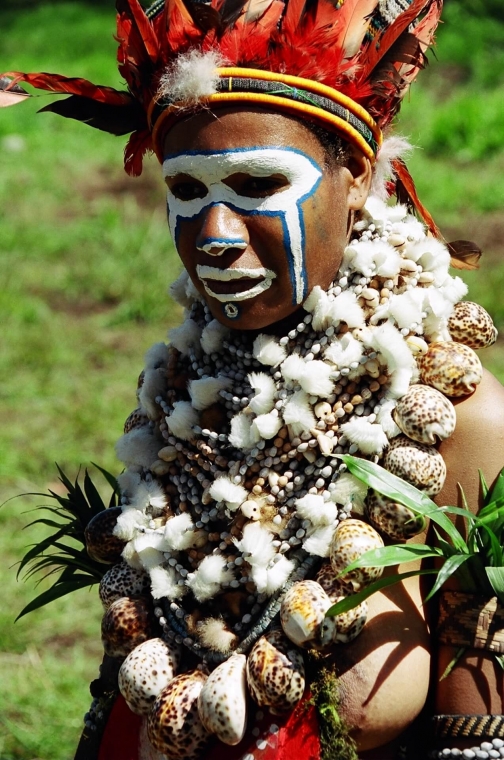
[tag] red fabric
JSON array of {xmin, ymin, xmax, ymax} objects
[
  {"xmin": 99, "ymin": 696, "xmax": 143, "ymax": 760},
  {"xmin": 99, "ymin": 694, "xmax": 321, "ymax": 760}
]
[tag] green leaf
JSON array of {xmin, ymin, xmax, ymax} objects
[
  {"xmin": 479, "ymin": 470, "xmax": 489, "ymax": 500},
  {"xmin": 340, "ymin": 455, "xmax": 468, "ymax": 552},
  {"xmin": 15, "ymin": 576, "xmax": 97, "ymax": 621},
  {"xmin": 488, "ymin": 466, "xmax": 504, "ymax": 505},
  {"xmin": 439, "ymin": 647, "xmax": 466, "ymax": 681},
  {"xmin": 91, "ymin": 462, "xmax": 119, "ymax": 495},
  {"xmin": 83, "ymin": 469, "xmax": 107, "ymax": 518},
  {"xmin": 478, "ymin": 524, "xmax": 503, "ymax": 567},
  {"xmin": 495, "ymin": 655, "xmax": 504, "ymax": 671},
  {"xmin": 424, "ymin": 554, "xmax": 473, "ymax": 602},
  {"xmin": 326, "ymin": 569, "xmax": 438, "ymax": 617},
  {"xmin": 338, "ymin": 544, "xmax": 442, "ymax": 575},
  {"xmin": 486, "ymin": 567, "xmax": 504, "ymax": 604}
]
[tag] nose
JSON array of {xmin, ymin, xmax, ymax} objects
[{"xmin": 195, "ymin": 203, "xmax": 249, "ymax": 256}]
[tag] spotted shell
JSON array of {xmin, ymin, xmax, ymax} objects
[
  {"xmin": 417, "ymin": 341, "xmax": 482, "ymax": 397},
  {"xmin": 118, "ymin": 638, "xmax": 179, "ymax": 715},
  {"xmin": 124, "ymin": 407, "xmax": 150, "ymax": 434},
  {"xmin": 99, "ymin": 562, "xmax": 150, "ymax": 609},
  {"xmin": 393, "ymin": 384, "xmax": 456, "ymax": 445},
  {"xmin": 366, "ymin": 490, "xmax": 426, "ymax": 540},
  {"xmin": 383, "ymin": 435, "xmax": 446, "ymax": 497},
  {"xmin": 448, "ymin": 301, "xmax": 497, "ymax": 349},
  {"xmin": 147, "ymin": 670, "xmax": 210, "ymax": 759},
  {"xmin": 316, "ymin": 563, "xmax": 346, "ymax": 601},
  {"xmin": 246, "ymin": 629, "xmax": 305, "ymax": 715},
  {"xmin": 330, "ymin": 594, "xmax": 368, "ymax": 644},
  {"xmin": 101, "ymin": 596, "xmax": 156, "ymax": 658},
  {"xmin": 280, "ymin": 580, "xmax": 333, "ymax": 649},
  {"xmin": 85, "ymin": 507, "xmax": 125, "ymax": 564},
  {"xmin": 197, "ymin": 654, "xmax": 247, "ymax": 745},
  {"xmin": 329, "ymin": 518, "xmax": 384, "ymax": 592}
]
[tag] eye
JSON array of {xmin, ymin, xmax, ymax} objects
[
  {"xmin": 166, "ymin": 176, "xmax": 207, "ymax": 201},
  {"xmin": 225, "ymin": 173, "xmax": 290, "ymax": 198}
]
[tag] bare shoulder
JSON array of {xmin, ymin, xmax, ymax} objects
[{"xmin": 436, "ymin": 368, "xmax": 504, "ymax": 510}]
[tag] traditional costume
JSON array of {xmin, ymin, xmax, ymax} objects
[{"xmin": 3, "ymin": 1, "xmax": 502, "ymax": 758}]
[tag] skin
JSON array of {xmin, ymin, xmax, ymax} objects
[
  {"xmin": 162, "ymin": 107, "xmax": 372, "ymax": 332},
  {"xmin": 162, "ymin": 108, "xmax": 504, "ymax": 755}
]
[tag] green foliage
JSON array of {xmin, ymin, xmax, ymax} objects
[
  {"xmin": 16, "ymin": 465, "xmax": 118, "ymax": 620},
  {"xmin": 308, "ymin": 666, "xmax": 358, "ymax": 760},
  {"xmin": 327, "ymin": 456, "xmax": 504, "ymax": 621}
]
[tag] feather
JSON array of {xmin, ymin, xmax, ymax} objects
[
  {"xmin": 124, "ymin": 128, "xmax": 153, "ymax": 177},
  {"xmin": 183, "ymin": 0, "xmax": 224, "ymax": 33},
  {"xmin": 0, "ymin": 77, "xmax": 29, "ymax": 107},
  {"xmin": 2, "ymin": 71, "xmax": 130, "ymax": 105},
  {"xmin": 39, "ymin": 95, "xmax": 146, "ymax": 136},
  {"xmin": 447, "ymin": 240, "xmax": 482, "ymax": 271},
  {"xmin": 116, "ymin": 0, "xmax": 160, "ymax": 62},
  {"xmin": 393, "ymin": 158, "xmax": 442, "ymax": 239},
  {"xmin": 360, "ymin": 0, "xmax": 435, "ymax": 74},
  {"xmin": 337, "ymin": 0, "xmax": 380, "ymax": 57}
]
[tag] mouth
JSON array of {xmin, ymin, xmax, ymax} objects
[{"xmin": 196, "ymin": 265, "xmax": 277, "ymax": 303}]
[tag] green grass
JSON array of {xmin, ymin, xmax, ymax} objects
[{"xmin": 1, "ymin": 2, "xmax": 504, "ymax": 758}]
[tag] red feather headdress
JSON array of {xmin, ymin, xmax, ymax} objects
[{"xmin": 1, "ymin": 0, "xmax": 461, "ymax": 254}]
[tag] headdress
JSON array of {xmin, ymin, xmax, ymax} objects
[{"xmin": 2, "ymin": 2, "xmax": 440, "ymax": 168}]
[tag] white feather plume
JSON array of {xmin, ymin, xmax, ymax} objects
[
  {"xmin": 187, "ymin": 554, "xmax": 233, "ymax": 602},
  {"xmin": 252, "ymin": 411, "xmax": 283, "ymax": 440},
  {"xmin": 248, "ymin": 372, "xmax": 276, "ymax": 414},
  {"xmin": 188, "ymin": 376, "xmax": 231, "ymax": 410},
  {"xmin": 158, "ymin": 49, "xmax": 225, "ymax": 104},
  {"xmin": 282, "ymin": 390, "xmax": 316, "ymax": 436},
  {"xmin": 340, "ymin": 417, "xmax": 389, "ymax": 455},
  {"xmin": 371, "ymin": 136, "xmax": 413, "ymax": 200},
  {"xmin": 168, "ymin": 319, "xmax": 202, "ymax": 356},
  {"xmin": 253, "ymin": 334, "xmax": 287, "ymax": 366},
  {"xmin": 115, "ymin": 428, "xmax": 163, "ymax": 469},
  {"xmin": 165, "ymin": 401, "xmax": 198, "ymax": 440},
  {"xmin": 150, "ymin": 565, "xmax": 185, "ymax": 600},
  {"xmin": 200, "ymin": 319, "xmax": 229, "ymax": 354},
  {"xmin": 164, "ymin": 513, "xmax": 196, "ymax": 551},
  {"xmin": 209, "ymin": 476, "xmax": 248, "ymax": 511}
]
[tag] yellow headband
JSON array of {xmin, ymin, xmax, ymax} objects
[{"xmin": 150, "ymin": 67, "xmax": 382, "ymax": 162}]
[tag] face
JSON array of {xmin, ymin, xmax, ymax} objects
[{"xmin": 162, "ymin": 109, "xmax": 370, "ymax": 331}]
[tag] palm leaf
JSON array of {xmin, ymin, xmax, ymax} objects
[
  {"xmin": 340, "ymin": 455, "xmax": 468, "ymax": 551},
  {"xmin": 16, "ymin": 464, "xmax": 118, "ymax": 618},
  {"xmin": 326, "ymin": 569, "xmax": 438, "ymax": 617}
]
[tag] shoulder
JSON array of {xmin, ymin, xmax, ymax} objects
[{"xmin": 436, "ymin": 369, "xmax": 504, "ymax": 511}]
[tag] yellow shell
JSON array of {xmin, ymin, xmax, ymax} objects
[
  {"xmin": 393, "ymin": 384, "xmax": 456, "ymax": 445},
  {"xmin": 448, "ymin": 301, "xmax": 497, "ymax": 349},
  {"xmin": 366, "ymin": 490, "xmax": 426, "ymax": 540},
  {"xmin": 280, "ymin": 580, "xmax": 333, "ymax": 649},
  {"xmin": 148, "ymin": 670, "xmax": 210, "ymax": 758},
  {"xmin": 383, "ymin": 435, "xmax": 446, "ymax": 497},
  {"xmin": 417, "ymin": 341, "xmax": 482, "ymax": 397},
  {"xmin": 329, "ymin": 518, "xmax": 384, "ymax": 592},
  {"xmin": 246, "ymin": 629, "xmax": 305, "ymax": 714}
]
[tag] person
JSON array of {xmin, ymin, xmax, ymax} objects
[{"xmin": 3, "ymin": 0, "xmax": 504, "ymax": 758}]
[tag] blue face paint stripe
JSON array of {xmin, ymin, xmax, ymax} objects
[{"xmin": 198, "ymin": 237, "xmax": 248, "ymax": 247}]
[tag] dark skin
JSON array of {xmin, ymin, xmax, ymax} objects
[{"xmin": 162, "ymin": 107, "xmax": 504, "ymax": 756}]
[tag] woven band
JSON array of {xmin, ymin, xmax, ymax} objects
[
  {"xmin": 433, "ymin": 715, "xmax": 504, "ymax": 740},
  {"xmin": 437, "ymin": 591, "xmax": 504, "ymax": 654},
  {"xmin": 149, "ymin": 67, "xmax": 382, "ymax": 163}
]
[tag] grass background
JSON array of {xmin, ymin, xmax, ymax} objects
[{"xmin": 1, "ymin": 1, "xmax": 503, "ymax": 757}]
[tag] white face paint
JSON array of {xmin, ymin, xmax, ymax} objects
[
  {"xmin": 163, "ymin": 147, "xmax": 323, "ymax": 304},
  {"xmin": 195, "ymin": 264, "xmax": 277, "ymax": 302}
]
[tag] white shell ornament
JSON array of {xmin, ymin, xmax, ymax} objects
[
  {"xmin": 147, "ymin": 670, "xmax": 210, "ymax": 758},
  {"xmin": 101, "ymin": 596, "xmax": 155, "ymax": 658},
  {"xmin": 329, "ymin": 593, "xmax": 368, "ymax": 644},
  {"xmin": 197, "ymin": 653, "xmax": 247, "ymax": 745},
  {"xmin": 329, "ymin": 518, "xmax": 384, "ymax": 592},
  {"xmin": 280, "ymin": 580, "xmax": 333, "ymax": 649},
  {"xmin": 366, "ymin": 491, "xmax": 426, "ymax": 540},
  {"xmin": 448, "ymin": 301, "xmax": 497, "ymax": 349},
  {"xmin": 246, "ymin": 629, "xmax": 305, "ymax": 714},
  {"xmin": 118, "ymin": 638, "xmax": 180, "ymax": 715},
  {"xmin": 393, "ymin": 384, "xmax": 456, "ymax": 445},
  {"xmin": 417, "ymin": 341, "xmax": 482, "ymax": 397},
  {"xmin": 383, "ymin": 435, "xmax": 446, "ymax": 497}
]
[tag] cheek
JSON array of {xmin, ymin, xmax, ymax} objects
[{"xmin": 302, "ymin": 192, "xmax": 349, "ymax": 288}]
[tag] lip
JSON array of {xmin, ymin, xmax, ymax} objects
[{"xmin": 196, "ymin": 265, "xmax": 277, "ymax": 303}]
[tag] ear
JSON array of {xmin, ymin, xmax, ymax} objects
[{"xmin": 344, "ymin": 148, "xmax": 373, "ymax": 211}]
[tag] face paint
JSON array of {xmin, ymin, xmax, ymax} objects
[
  {"xmin": 197, "ymin": 238, "xmax": 248, "ymax": 256},
  {"xmin": 195, "ymin": 264, "xmax": 277, "ymax": 302},
  {"xmin": 163, "ymin": 147, "xmax": 322, "ymax": 304}
]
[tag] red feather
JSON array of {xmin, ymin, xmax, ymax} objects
[
  {"xmin": 116, "ymin": 0, "xmax": 159, "ymax": 62},
  {"xmin": 3, "ymin": 71, "xmax": 130, "ymax": 106},
  {"xmin": 359, "ymin": 0, "xmax": 436, "ymax": 75},
  {"xmin": 124, "ymin": 128, "xmax": 153, "ymax": 176},
  {"xmin": 392, "ymin": 158, "xmax": 441, "ymax": 239}
]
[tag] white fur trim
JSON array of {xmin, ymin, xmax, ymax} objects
[
  {"xmin": 115, "ymin": 428, "xmax": 162, "ymax": 469},
  {"xmin": 209, "ymin": 476, "xmax": 248, "ymax": 511},
  {"xmin": 200, "ymin": 319, "xmax": 229, "ymax": 354},
  {"xmin": 187, "ymin": 554, "xmax": 233, "ymax": 602},
  {"xmin": 150, "ymin": 565, "xmax": 185, "ymax": 600},
  {"xmin": 165, "ymin": 400, "xmax": 198, "ymax": 440},
  {"xmin": 340, "ymin": 417, "xmax": 389, "ymax": 455},
  {"xmin": 188, "ymin": 376, "xmax": 231, "ymax": 410},
  {"xmin": 252, "ymin": 334, "xmax": 287, "ymax": 366},
  {"xmin": 248, "ymin": 372, "xmax": 276, "ymax": 415}
]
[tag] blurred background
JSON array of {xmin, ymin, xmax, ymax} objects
[{"xmin": 1, "ymin": 1, "xmax": 503, "ymax": 757}]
